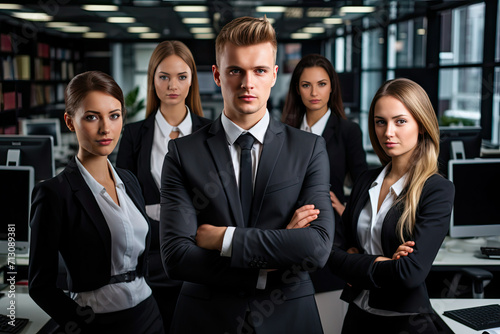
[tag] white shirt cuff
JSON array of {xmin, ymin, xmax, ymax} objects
[
  {"xmin": 256, "ymin": 270, "xmax": 268, "ymax": 290},
  {"xmin": 220, "ymin": 226, "xmax": 235, "ymax": 257}
]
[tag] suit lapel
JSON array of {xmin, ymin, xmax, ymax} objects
[
  {"xmin": 65, "ymin": 158, "xmax": 111, "ymax": 256},
  {"xmin": 322, "ymin": 114, "xmax": 337, "ymax": 144},
  {"xmin": 207, "ymin": 118, "xmax": 245, "ymax": 228},
  {"xmin": 139, "ymin": 113, "xmax": 159, "ymax": 199},
  {"xmin": 351, "ymin": 170, "xmax": 379, "ymax": 248},
  {"xmin": 249, "ymin": 118, "xmax": 285, "ymax": 227}
]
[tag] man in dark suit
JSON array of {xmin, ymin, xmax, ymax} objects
[{"xmin": 160, "ymin": 16, "xmax": 334, "ymax": 334}]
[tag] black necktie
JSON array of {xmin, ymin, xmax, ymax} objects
[{"xmin": 235, "ymin": 133, "xmax": 255, "ymax": 226}]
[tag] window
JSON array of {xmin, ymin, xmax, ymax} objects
[
  {"xmin": 440, "ymin": 3, "xmax": 484, "ymax": 65},
  {"xmin": 438, "ymin": 67, "xmax": 482, "ymax": 126}
]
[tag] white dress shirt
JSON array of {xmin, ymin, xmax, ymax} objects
[
  {"xmin": 148, "ymin": 106, "xmax": 193, "ymax": 220},
  {"xmin": 353, "ymin": 165, "xmax": 415, "ymax": 316},
  {"xmin": 299, "ymin": 109, "xmax": 331, "ymax": 136},
  {"xmin": 72, "ymin": 158, "xmax": 151, "ymax": 313},
  {"xmin": 220, "ymin": 110, "xmax": 269, "ymax": 289}
]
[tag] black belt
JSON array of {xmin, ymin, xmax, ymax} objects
[{"xmin": 109, "ymin": 270, "xmax": 140, "ymax": 284}]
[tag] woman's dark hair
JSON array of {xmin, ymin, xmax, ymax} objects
[
  {"xmin": 65, "ymin": 71, "xmax": 125, "ymax": 117},
  {"xmin": 281, "ymin": 54, "xmax": 345, "ymax": 128}
]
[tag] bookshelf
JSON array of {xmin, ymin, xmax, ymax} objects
[{"xmin": 0, "ymin": 20, "xmax": 83, "ymax": 134}]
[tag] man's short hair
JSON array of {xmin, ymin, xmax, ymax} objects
[{"xmin": 215, "ymin": 16, "xmax": 277, "ymax": 66}]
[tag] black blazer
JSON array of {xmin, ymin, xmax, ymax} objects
[
  {"xmin": 310, "ymin": 114, "xmax": 368, "ymax": 292},
  {"xmin": 116, "ymin": 110, "xmax": 212, "ymax": 206},
  {"xmin": 116, "ymin": 110, "xmax": 211, "ymax": 285},
  {"xmin": 322, "ymin": 114, "xmax": 367, "ymax": 204},
  {"xmin": 160, "ymin": 116, "xmax": 334, "ymax": 333},
  {"xmin": 28, "ymin": 157, "xmax": 151, "ymax": 329},
  {"xmin": 329, "ymin": 167, "xmax": 455, "ymax": 314}
]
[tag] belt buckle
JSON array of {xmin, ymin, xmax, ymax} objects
[{"xmin": 123, "ymin": 272, "xmax": 130, "ymax": 281}]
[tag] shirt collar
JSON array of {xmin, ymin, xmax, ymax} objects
[
  {"xmin": 221, "ymin": 110, "xmax": 270, "ymax": 146},
  {"xmin": 75, "ymin": 157, "xmax": 125, "ymax": 195},
  {"xmin": 370, "ymin": 164, "xmax": 407, "ymax": 197},
  {"xmin": 155, "ymin": 106, "xmax": 192, "ymax": 137},
  {"xmin": 299, "ymin": 109, "xmax": 331, "ymax": 136}
]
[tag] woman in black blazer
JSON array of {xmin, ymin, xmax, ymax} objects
[
  {"xmin": 28, "ymin": 71, "xmax": 164, "ymax": 333},
  {"xmin": 116, "ymin": 40, "xmax": 211, "ymax": 332},
  {"xmin": 330, "ymin": 78, "xmax": 455, "ymax": 333},
  {"xmin": 282, "ymin": 54, "xmax": 368, "ymax": 295}
]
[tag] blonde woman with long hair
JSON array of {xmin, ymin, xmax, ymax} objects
[{"xmin": 329, "ymin": 78, "xmax": 455, "ymax": 334}]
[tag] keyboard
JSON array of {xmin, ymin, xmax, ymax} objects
[
  {"xmin": 0, "ymin": 314, "xmax": 29, "ymax": 334},
  {"xmin": 443, "ymin": 304, "xmax": 500, "ymax": 330}
]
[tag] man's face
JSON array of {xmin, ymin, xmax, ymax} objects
[{"xmin": 213, "ymin": 42, "xmax": 278, "ymax": 123}]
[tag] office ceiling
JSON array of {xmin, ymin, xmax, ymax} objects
[{"xmin": 0, "ymin": 1, "xmax": 469, "ymax": 41}]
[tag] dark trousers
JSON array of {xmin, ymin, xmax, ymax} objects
[
  {"xmin": 151, "ymin": 285, "xmax": 182, "ymax": 333},
  {"xmin": 88, "ymin": 295, "xmax": 164, "ymax": 334},
  {"xmin": 342, "ymin": 303, "xmax": 439, "ymax": 334}
]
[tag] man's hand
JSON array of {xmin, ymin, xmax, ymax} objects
[
  {"xmin": 196, "ymin": 224, "xmax": 227, "ymax": 251},
  {"xmin": 286, "ymin": 204, "xmax": 319, "ymax": 229}
]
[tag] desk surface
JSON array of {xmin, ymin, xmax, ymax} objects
[
  {"xmin": 0, "ymin": 286, "xmax": 50, "ymax": 334},
  {"xmin": 433, "ymin": 237, "xmax": 500, "ymax": 267},
  {"xmin": 431, "ymin": 298, "xmax": 500, "ymax": 334}
]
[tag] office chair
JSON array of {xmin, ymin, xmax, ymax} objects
[{"xmin": 447, "ymin": 268, "xmax": 493, "ymax": 299}]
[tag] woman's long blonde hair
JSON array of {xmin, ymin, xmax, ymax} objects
[{"xmin": 368, "ymin": 78, "xmax": 440, "ymax": 242}]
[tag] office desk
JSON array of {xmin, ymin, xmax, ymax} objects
[
  {"xmin": 0, "ymin": 287, "xmax": 51, "ymax": 334},
  {"xmin": 431, "ymin": 298, "xmax": 500, "ymax": 334},
  {"xmin": 433, "ymin": 237, "xmax": 500, "ymax": 270}
]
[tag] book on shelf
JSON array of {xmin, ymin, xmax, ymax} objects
[
  {"xmin": 2, "ymin": 56, "xmax": 13, "ymax": 80},
  {"xmin": 3, "ymin": 91, "xmax": 16, "ymax": 110},
  {"xmin": 14, "ymin": 55, "xmax": 30, "ymax": 80},
  {"xmin": 0, "ymin": 34, "xmax": 12, "ymax": 52}
]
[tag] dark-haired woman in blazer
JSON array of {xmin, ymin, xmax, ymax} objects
[
  {"xmin": 330, "ymin": 78, "xmax": 455, "ymax": 334},
  {"xmin": 281, "ymin": 55, "xmax": 368, "ymax": 331},
  {"xmin": 116, "ymin": 41, "xmax": 210, "ymax": 332},
  {"xmin": 28, "ymin": 71, "xmax": 164, "ymax": 334}
]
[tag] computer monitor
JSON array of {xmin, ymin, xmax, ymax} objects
[
  {"xmin": 438, "ymin": 126, "xmax": 482, "ymax": 177},
  {"xmin": 20, "ymin": 118, "xmax": 62, "ymax": 149},
  {"xmin": 448, "ymin": 159, "xmax": 500, "ymax": 238},
  {"xmin": 197, "ymin": 71, "xmax": 219, "ymax": 95},
  {"xmin": 0, "ymin": 135, "xmax": 55, "ymax": 182},
  {"xmin": 0, "ymin": 165, "xmax": 34, "ymax": 255}
]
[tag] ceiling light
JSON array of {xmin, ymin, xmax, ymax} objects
[
  {"xmin": 302, "ymin": 27, "xmax": 325, "ymax": 34},
  {"xmin": 182, "ymin": 18, "xmax": 210, "ymax": 24},
  {"xmin": 82, "ymin": 5, "xmax": 118, "ymax": 11},
  {"xmin": 339, "ymin": 6, "xmax": 375, "ymax": 15},
  {"xmin": 323, "ymin": 18, "xmax": 343, "ymax": 25},
  {"xmin": 307, "ymin": 8, "xmax": 332, "ymax": 18},
  {"xmin": 60, "ymin": 26, "xmax": 91, "ymax": 33},
  {"xmin": 417, "ymin": 28, "xmax": 426, "ymax": 35},
  {"xmin": 256, "ymin": 6, "xmax": 286, "ymax": 13},
  {"xmin": 46, "ymin": 22, "xmax": 74, "ymax": 28},
  {"xmin": 0, "ymin": 4, "xmax": 22, "ymax": 10},
  {"xmin": 83, "ymin": 32, "xmax": 107, "ymax": 38},
  {"xmin": 291, "ymin": 33, "xmax": 312, "ymax": 39},
  {"xmin": 12, "ymin": 12, "xmax": 52, "ymax": 21},
  {"xmin": 107, "ymin": 17, "xmax": 136, "ymax": 23},
  {"xmin": 194, "ymin": 33, "xmax": 216, "ymax": 39},
  {"xmin": 190, "ymin": 27, "xmax": 212, "ymax": 34},
  {"xmin": 140, "ymin": 33, "xmax": 161, "ymax": 39},
  {"xmin": 173, "ymin": 6, "xmax": 208, "ymax": 12},
  {"xmin": 128, "ymin": 27, "xmax": 150, "ymax": 33},
  {"xmin": 267, "ymin": 18, "xmax": 275, "ymax": 24},
  {"xmin": 285, "ymin": 7, "xmax": 303, "ymax": 18}
]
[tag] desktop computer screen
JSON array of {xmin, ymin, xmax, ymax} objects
[
  {"xmin": 0, "ymin": 166, "xmax": 34, "ymax": 255},
  {"xmin": 0, "ymin": 135, "xmax": 55, "ymax": 182},
  {"xmin": 448, "ymin": 159, "xmax": 500, "ymax": 238},
  {"xmin": 21, "ymin": 118, "xmax": 62, "ymax": 148},
  {"xmin": 439, "ymin": 126, "xmax": 482, "ymax": 177}
]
